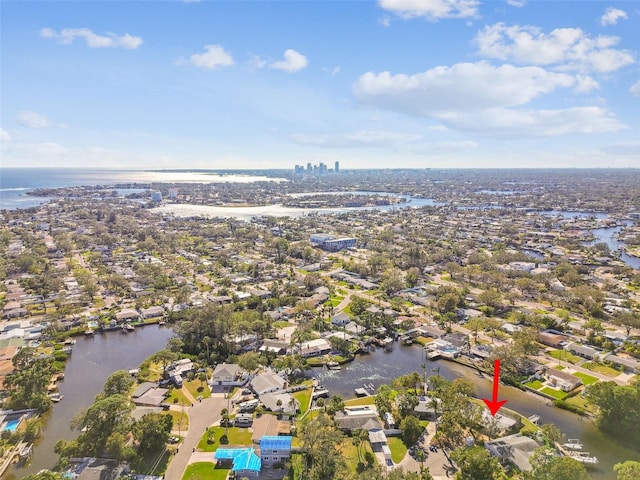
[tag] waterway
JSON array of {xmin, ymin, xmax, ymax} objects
[
  {"xmin": 586, "ymin": 223, "xmax": 640, "ymax": 270},
  {"xmin": 11, "ymin": 324, "xmax": 175, "ymax": 478},
  {"xmin": 314, "ymin": 344, "xmax": 640, "ymax": 480}
]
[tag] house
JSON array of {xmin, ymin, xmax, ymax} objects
[
  {"xmin": 330, "ymin": 312, "xmax": 350, "ymax": 327},
  {"xmin": 250, "ymin": 373, "xmax": 286, "ymax": 396},
  {"xmin": 537, "ymin": 331, "xmax": 566, "ymax": 348},
  {"xmin": 369, "ymin": 428, "xmax": 389, "ymax": 452},
  {"xmin": 211, "ymin": 363, "xmax": 248, "ymax": 389},
  {"xmin": 413, "ymin": 396, "xmax": 441, "ymax": 420},
  {"xmin": 259, "ymin": 392, "xmax": 297, "ymax": 415},
  {"xmin": 140, "ymin": 306, "xmax": 164, "ymax": 319},
  {"xmin": 259, "ymin": 339, "xmax": 289, "ymax": 355},
  {"xmin": 131, "ymin": 382, "xmax": 169, "ymax": 407},
  {"xmin": 167, "ymin": 358, "xmax": 193, "ymax": 377},
  {"xmin": 601, "ymin": 353, "xmax": 640, "ymax": 373},
  {"xmin": 299, "ymin": 338, "xmax": 332, "ymax": 358},
  {"xmin": 485, "ymin": 433, "xmax": 540, "ymax": 472},
  {"xmin": 566, "ymin": 342, "xmax": 600, "ymax": 361},
  {"xmin": 116, "ymin": 309, "xmax": 140, "ymax": 322},
  {"xmin": 260, "ymin": 435, "xmax": 292, "ymax": 469},
  {"xmin": 73, "ymin": 458, "xmax": 130, "ymax": 480},
  {"xmin": 546, "ymin": 369, "xmax": 582, "ymax": 392},
  {"xmin": 215, "ymin": 448, "xmax": 261, "ymax": 479}
]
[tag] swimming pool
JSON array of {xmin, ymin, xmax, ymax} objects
[{"xmin": 2, "ymin": 419, "xmax": 20, "ymax": 432}]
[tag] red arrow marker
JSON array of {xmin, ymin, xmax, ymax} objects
[{"xmin": 482, "ymin": 359, "xmax": 507, "ymax": 416}]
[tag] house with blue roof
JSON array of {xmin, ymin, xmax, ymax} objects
[
  {"xmin": 259, "ymin": 435, "xmax": 292, "ymax": 469},
  {"xmin": 214, "ymin": 447, "xmax": 262, "ymax": 479}
]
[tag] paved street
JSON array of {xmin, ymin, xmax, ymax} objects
[{"xmin": 164, "ymin": 393, "xmax": 228, "ymax": 480}]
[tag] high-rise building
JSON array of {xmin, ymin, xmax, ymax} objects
[{"xmin": 335, "ymin": 161, "xmax": 340, "ymax": 173}]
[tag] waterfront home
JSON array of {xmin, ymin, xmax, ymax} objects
[
  {"xmin": 131, "ymin": 382, "xmax": 168, "ymax": 407},
  {"xmin": 167, "ymin": 358, "xmax": 194, "ymax": 377},
  {"xmin": 140, "ymin": 306, "xmax": 164, "ymax": 319},
  {"xmin": 298, "ymin": 338, "xmax": 332, "ymax": 358},
  {"xmin": 250, "ymin": 372, "xmax": 286, "ymax": 396},
  {"xmin": 413, "ymin": 396, "xmax": 441, "ymax": 420},
  {"xmin": 70, "ymin": 458, "xmax": 130, "ymax": 480},
  {"xmin": 259, "ymin": 392, "xmax": 297, "ymax": 415},
  {"xmin": 334, "ymin": 410, "xmax": 382, "ymax": 432},
  {"xmin": 546, "ymin": 368, "xmax": 582, "ymax": 392},
  {"xmin": 259, "ymin": 339, "xmax": 289, "ymax": 355},
  {"xmin": 485, "ymin": 433, "xmax": 540, "ymax": 472},
  {"xmin": 115, "ymin": 309, "xmax": 140, "ymax": 322}
]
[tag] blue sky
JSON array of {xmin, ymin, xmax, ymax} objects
[{"xmin": 1, "ymin": 0, "xmax": 639, "ymax": 169}]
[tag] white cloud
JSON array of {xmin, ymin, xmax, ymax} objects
[
  {"xmin": 0, "ymin": 128, "xmax": 10, "ymax": 143},
  {"xmin": 16, "ymin": 111, "xmax": 52, "ymax": 128},
  {"xmin": 630, "ymin": 80, "xmax": 640, "ymax": 96},
  {"xmin": 322, "ymin": 66, "xmax": 342, "ymax": 76},
  {"xmin": 379, "ymin": 0, "xmax": 479, "ymax": 20},
  {"xmin": 506, "ymin": 0, "xmax": 526, "ymax": 7},
  {"xmin": 190, "ymin": 45, "xmax": 234, "ymax": 69},
  {"xmin": 601, "ymin": 7, "xmax": 627, "ymax": 26},
  {"xmin": 475, "ymin": 23, "xmax": 635, "ymax": 73},
  {"xmin": 270, "ymin": 49, "xmax": 308, "ymax": 73},
  {"xmin": 291, "ymin": 130, "xmax": 423, "ymax": 148},
  {"xmin": 354, "ymin": 62, "xmax": 581, "ymax": 116},
  {"xmin": 40, "ymin": 27, "xmax": 142, "ymax": 49},
  {"xmin": 247, "ymin": 54, "xmax": 267, "ymax": 69},
  {"xmin": 442, "ymin": 107, "xmax": 625, "ymax": 136}
]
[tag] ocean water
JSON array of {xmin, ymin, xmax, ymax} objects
[{"xmin": 0, "ymin": 168, "xmax": 286, "ymax": 210}]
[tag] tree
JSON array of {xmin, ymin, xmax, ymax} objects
[
  {"xmin": 586, "ymin": 378, "xmax": 640, "ymax": 445},
  {"xmin": 540, "ymin": 423, "xmax": 562, "ymax": 444},
  {"xmin": 525, "ymin": 447, "xmax": 590, "ymax": 480},
  {"xmin": 327, "ymin": 395, "xmax": 345, "ymax": 416},
  {"xmin": 99, "ymin": 370, "xmax": 134, "ymax": 399},
  {"xmin": 3, "ymin": 346, "xmax": 56, "ymax": 412},
  {"xmin": 299, "ymin": 413, "xmax": 347, "ymax": 480},
  {"xmin": 611, "ymin": 311, "xmax": 640, "ymax": 337},
  {"xmin": 375, "ymin": 384, "xmax": 393, "ymax": 415},
  {"xmin": 134, "ymin": 412, "xmax": 173, "ymax": 455},
  {"xmin": 450, "ymin": 445, "xmax": 502, "ymax": 480},
  {"xmin": 400, "ymin": 415, "xmax": 423, "ymax": 446},
  {"xmin": 23, "ymin": 472, "xmax": 64, "ymax": 480},
  {"xmin": 614, "ymin": 461, "xmax": 640, "ymax": 480}
]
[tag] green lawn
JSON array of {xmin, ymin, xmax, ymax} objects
[
  {"xmin": 583, "ymin": 362, "xmax": 621, "ymax": 377},
  {"xmin": 293, "ymin": 388, "xmax": 312, "ymax": 415},
  {"xmin": 541, "ymin": 387, "xmax": 568, "ymax": 400},
  {"xmin": 564, "ymin": 392, "xmax": 597, "ymax": 415},
  {"xmin": 273, "ymin": 320, "xmax": 292, "ymax": 329},
  {"xmin": 547, "ymin": 349, "xmax": 581, "ymax": 364},
  {"xmin": 573, "ymin": 372, "xmax": 599, "ymax": 385},
  {"xmin": 345, "ymin": 396, "xmax": 376, "ymax": 407},
  {"xmin": 185, "ymin": 379, "xmax": 211, "ymax": 400},
  {"xmin": 167, "ymin": 409, "xmax": 189, "ymax": 433},
  {"xmin": 554, "ymin": 365, "xmax": 566, "ymax": 370},
  {"xmin": 524, "ymin": 380, "xmax": 543, "ymax": 389},
  {"xmin": 387, "ymin": 437, "xmax": 408, "ymax": 464},
  {"xmin": 197, "ymin": 427, "xmax": 252, "ymax": 452},
  {"xmin": 182, "ymin": 462, "xmax": 229, "ymax": 480},
  {"xmin": 166, "ymin": 387, "xmax": 191, "ymax": 405}
]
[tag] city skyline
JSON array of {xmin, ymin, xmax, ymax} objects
[{"xmin": 1, "ymin": 0, "xmax": 639, "ymax": 169}]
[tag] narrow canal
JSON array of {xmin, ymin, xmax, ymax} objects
[
  {"xmin": 12, "ymin": 324, "xmax": 174, "ymax": 478},
  {"xmin": 315, "ymin": 344, "xmax": 640, "ymax": 480}
]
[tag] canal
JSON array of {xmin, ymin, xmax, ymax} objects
[
  {"xmin": 12, "ymin": 324, "xmax": 175, "ymax": 478},
  {"xmin": 315, "ymin": 344, "xmax": 640, "ymax": 480}
]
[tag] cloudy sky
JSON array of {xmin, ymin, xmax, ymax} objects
[{"xmin": 1, "ymin": 0, "xmax": 639, "ymax": 169}]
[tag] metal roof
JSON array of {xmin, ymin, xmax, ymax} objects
[
  {"xmin": 215, "ymin": 448, "xmax": 262, "ymax": 472},
  {"xmin": 260, "ymin": 435, "xmax": 292, "ymax": 450}
]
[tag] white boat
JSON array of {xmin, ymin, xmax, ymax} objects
[
  {"xmin": 49, "ymin": 393, "xmax": 64, "ymax": 402},
  {"xmin": 563, "ymin": 439, "xmax": 583, "ymax": 450},
  {"xmin": 570, "ymin": 452, "xmax": 598, "ymax": 464}
]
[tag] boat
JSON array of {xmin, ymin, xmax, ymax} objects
[
  {"xmin": 327, "ymin": 361, "xmax": 341, "ymax": 370},
  {"xmin": 49, "ymin": 393, "xmax": 63, "ymax": 402},
  {"xmin": 158, "ymin": 318, "xmax": 167, "ymax": 325},
  {"xmin": 126, "ymin": 323, "xmax": 135, "ymax": 331},
  {"xmin": 84, "ymin": 328, "xmax": 94, "ymax": 336},
  {"xmin": 121, "ymin": 324, "xmax": 129, "ymax": 333},
  {"xmin": 354, "ymin": 388, "xmax": 369, "ymax": 397},
  {"xmin": 563, "ymin": 439, "xmax": 583, "ymax": 450},
  {"xmin": 570, "ymin": 452, "xmax": 598, "ymax": 464}
]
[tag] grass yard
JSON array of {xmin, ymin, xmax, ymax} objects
[
  {"xmin": 185, "ymin": 379, "xmax": 211, "ymax": 400},
  {"xmin": 293, "ymin": 388, "xmax": 312, "ymax": 415},
  {"xmin": 167, "ymin": 409, "xmax": 189, "ymax": 433},
  {"xmin": 414, "ymin": 336, "xmax": 433, "ymax": 346},
  {"xmin": 167, "ymin": 387, "xmax": 192, "ymax": 406},
  {"xmin": 583, "ymin": 362, "xmax": 621, "ymax": 377},
  {"xmin": 524, "ymin": 380, "xmax": 543, "ymax": 390},
  {"xmin": 182, "ymin": 462, "xmax": 229, "ymax": 480},
  {"xmin": 387, "ymin": 437, "xmax": 408, "ymax": 464},
  {"xmin": 573, "ymin": 372, "xmax": 599, "ymax": 385},
  {"xmin": 547, "ymin": 349, "xmax": 582, "ymax": 364},
  {"xmin": 197, "ymin": 427, "xmax": 252, "ymax": 452},
  {"xmin": 554, "ymin": 365, "xmax": 566, "ymax": 370},
  {"xmin": 564, "ymin": 392, "xmax": 597, "ymax": 415},
  {"xmin": 340, "ymin": 437, "xmax": 374, "ymax": 473},
  {"xmin": 541, "ymin": 387, "xmax": 568, "ymax": 400},
  {"xmin": 345, "ymin": 396, "xmax": 376, "ymax": 407},
  {"xmin": 273, "ymin": 320, "xmax": 292, "ymax": 329}
]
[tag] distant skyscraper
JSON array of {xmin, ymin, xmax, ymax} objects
[
  {"xmin": 335, "ymin": 161, "xmax": 340, "ymax": 173},
  {"xmin": 307, "ymin": 162, "xmax": 312, "ymax": 172}
]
